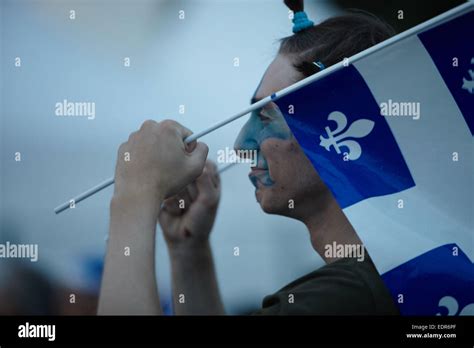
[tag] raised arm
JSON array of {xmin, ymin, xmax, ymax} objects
[
  {"xmin": 98, "ymin": 120, "xmax": 208, "ymax": 315},
  {"xmin": 159, "ymin": 161, "xmax": 225, "ymax": 315}
]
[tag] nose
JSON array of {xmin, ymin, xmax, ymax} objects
[{"xmin": 234, "ymin": 118, "xmax": 259, "ymax": 154}]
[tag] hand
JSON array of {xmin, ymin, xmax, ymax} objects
[
  {"xmin": 159, "ymin": 161, "xmax": 220, "ymax": 250},
  {"xmin": 113, "ymin": 120, "xmax": 208, "ymax": 208}
]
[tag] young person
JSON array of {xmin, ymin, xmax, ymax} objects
[{"xmin": 99, "ymin": 0, "xmax": 399, "ymax": 315}]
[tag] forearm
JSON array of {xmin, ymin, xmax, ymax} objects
[
  {"xmin": 169, "ymin": 242, "xmax": 225, "ymax": 315},
  {"xmin": 98, "ymin": 195, "xmax": 163, "ymax": 315}
]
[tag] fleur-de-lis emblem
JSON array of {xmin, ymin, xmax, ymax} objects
[
  {"xmin": 461, "ymin": 57, "xmax": 474, "ymax": 94},
  {"xmin": 436, "ymin": 296, "xmax": 474, "ymax": 316},
  {"xmin": 319, "ymin": 111, "xmax": 375, "ymax": 161}
]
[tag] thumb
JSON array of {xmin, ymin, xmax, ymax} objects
[
  {"xmin": 158, "ymin": 206, "xmax": 175, "ymax": 229},
  {"xmin": 187, "ymin": 142, "xmax": 209, "ymax": 178}
]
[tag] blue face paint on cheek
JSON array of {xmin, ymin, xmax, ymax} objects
[
  {"xmin": 237, "ymin": 104, "xmax": 293, "ymax": 188},
  {"xmin": 259, "ymin": 104, "xmax": 293, "ymax": 141}
]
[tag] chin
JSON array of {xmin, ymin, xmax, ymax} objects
[{"xmin": 256, "ymin": 187, "xmax": 289, "ymax": 215}]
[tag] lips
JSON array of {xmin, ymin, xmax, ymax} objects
[
  {"xmin": 249, "ymin": 167, "xmax": 274, "ymax": 188},
  {"xmin": 249, "ymin": 169, "xmax": 265, "ymax": 188},
  {"xmin": 249, "ymin": 167, "xmax": 268, "ymax": 176}
]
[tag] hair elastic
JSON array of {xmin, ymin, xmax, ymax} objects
[
  {"xmin": 313, "ymin": 61, "xmax": 325, "ymax": 70},
  {"xmin": 292, "ymin": 11, "xmax": 314, "ymax": 33}
]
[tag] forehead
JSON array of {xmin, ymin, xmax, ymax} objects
[{"xmin": 254, "ymin": 54, "xmax": 302, "ymax": 101}]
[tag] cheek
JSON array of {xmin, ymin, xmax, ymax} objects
[
  {"xmin": 260, "ymin": 138, "xmax": 299, "ymax": 179},
  {"xmin": 261, "ymin": 138, "xmax": 322, "ymax": 186}
]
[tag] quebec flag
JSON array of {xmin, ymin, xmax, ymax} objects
[{"xmin": 274, "ymin": 4, "xmax": 474, "ymax": 315}]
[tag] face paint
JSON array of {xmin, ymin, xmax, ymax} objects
[{"xmin": 234, "ymin": 102, "xmax": 293, "ymax": 189}]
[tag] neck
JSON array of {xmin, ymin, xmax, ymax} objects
[{"xmin": 302, "ymin": 195, "xmax": 363, "ymax": 264}]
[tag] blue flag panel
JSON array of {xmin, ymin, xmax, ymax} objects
[
  {"xmin": 275, "ymin": 65, "xmax": 415, "ymax": 208},
  {"xmin": 419, "ymin": 10, "xmax": 474, "ymax": 135},
  {"xmin": 382, "ymin": 244, "xmax": 474, "ymax": 315}
]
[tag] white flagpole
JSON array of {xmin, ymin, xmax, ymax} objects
[
  {"xmin": 54, "ymin": 162, "xmax": 238, "ymax": 214},
  {"xmin": 54, "ymin": 1, "xmax": 473, "ymax": 214}
]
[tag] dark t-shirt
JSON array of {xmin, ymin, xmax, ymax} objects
[{"xmin": 252, "ymin": 256, "xmax": 399, "ymax": 315}]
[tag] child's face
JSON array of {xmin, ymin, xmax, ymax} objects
[{"xmin": 234, "ymin": 54, "xmax": 329, "ymax": 216}]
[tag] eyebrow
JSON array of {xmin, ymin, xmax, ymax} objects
[
  {"xmin": 295, "ymin": 61, "xmax": 320, "ymax": 78},
  {"xmin": 250, "ymin": 97, "xmax": 260, "ymax": 104}
]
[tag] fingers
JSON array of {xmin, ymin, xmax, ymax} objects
[
  {"xmin": 162, "ymin": 184, "xmax": 195, "ymax": 216},
  {"xmin": 116, "ymin": 142, "xmax": 128, "ymax": 162},
  {"xmin": 162, "ymin": 196, "xmax": 184, "ymax": 215},
  {"xmin": 118, "ymin": 118, "xmax": 209, "ymax": 200},
  {"xmin": 153, "ymin": 119, "xmax": 194, "ymax": 147},
  {"xmin": 162, "ymin": 119, "xmax": 193, "ymax": 144},
  {"xmin": 187, "ymin": 142, "xmax": 209, "ymax": 178},
  {"xmin": 186, "ymin": 182, "xmax": 199, "ymax": 201},
  {"xmin": 157, "ymin": 206, "xmax": 174, "ymax": 234},
  {"xmin": 158, "ymin": 119, "xmax": 207, "ymax": 177},
  {"xmin": 161, "ymin": 161, "xmax": 220, "ymax": 215},
  {"xmin": 169, "ymin": 120, "xmax": 192, "ymax": 139},
  {"xmin": 190, "ymin": 142, "xmax": 209, "ymax": 163},
  {"xmin": 140, "ymin": 119, "xmax": 159, "ymax": 131},
  {"xmin": 202, "ymin": 161, "xmax": 220, "ymax": 188},
  {"xmin": 195, "ymin": 160, "xmax": 221, "ymax": 205}
]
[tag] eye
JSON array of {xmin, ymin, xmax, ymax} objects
[{"xmin": 258, "ymin": 109, "xmax": 272, "ymax": 123}]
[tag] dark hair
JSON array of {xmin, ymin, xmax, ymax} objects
[{"xmin": 279, "ymin": 10, "xmax": 396, "ymax": 77}]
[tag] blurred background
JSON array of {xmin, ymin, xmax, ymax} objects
[{"xmin": 0, "ymin": 0, "xmax": 466, "ymax": 315}]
